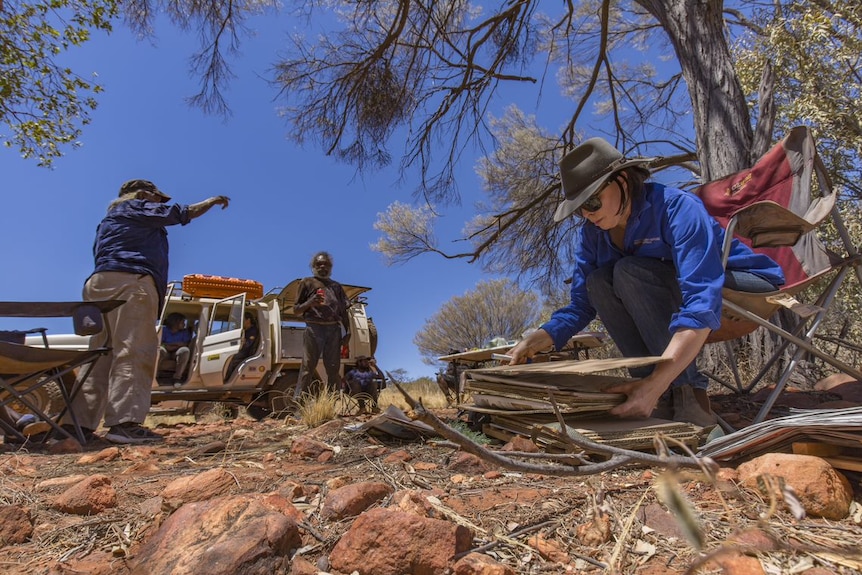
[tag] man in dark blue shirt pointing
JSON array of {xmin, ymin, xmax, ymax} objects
[{"xmin": 61, "ymin": 179, "xmax": 229, "ymax": 445}]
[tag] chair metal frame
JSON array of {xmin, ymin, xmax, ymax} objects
[
  {"xmin": 695, "ymin": 126, "xmax": 862, "ymax": 424},
  {"xmin": 0, "ymin": 300, "xmax": 123, "ymax": 444}
]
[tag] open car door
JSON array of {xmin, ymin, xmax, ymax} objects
[{"xmin": 199, "ymin": 293, "xmax": 246, "ymax": 386}]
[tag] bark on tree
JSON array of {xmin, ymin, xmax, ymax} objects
[{"xmin": 635, "ymin": 0, "xmax": 754, "ymax": 180}]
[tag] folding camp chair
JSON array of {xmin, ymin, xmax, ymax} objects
[
  {"xmin": 695, "ymin": 126, "xmax": 862, "ymax": 424},
  {"xmin": 0, "ymin": 300, "xmax": 123, "ymax": 444}
]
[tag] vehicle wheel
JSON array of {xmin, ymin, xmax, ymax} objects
[
  {"xmin": 245, "ymin": 403, "xmax": 270, "ymax": 421},
  {"xmin": 368, "ymin": 318, "xmax": 378, "ymax": 356},
  {"xmin": 0, "ymin": 377, "xmax": 65, "ymax": 417},
  {"xmin": 268, "ymin": 371, "xmax": 299, "ymax": 417}
]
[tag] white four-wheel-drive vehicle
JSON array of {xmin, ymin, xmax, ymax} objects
[{"xmin": 27, "ymin": 275, "xmax": 376, "ymax": 419}]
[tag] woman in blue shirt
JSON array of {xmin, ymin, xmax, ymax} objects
[{"xmin": 508, "ymin": 138, "xmax": 784, "ymax": 426}]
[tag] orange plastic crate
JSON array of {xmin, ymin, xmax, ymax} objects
[{"xmin": 182, "ymin": 274, "xmax": 264, "ymax": 300}]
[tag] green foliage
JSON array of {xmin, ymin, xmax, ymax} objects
[
  {"xmin": 442, "ymin": 419, "xmax": 493, "ymax": 445},
  {"xmin": 732, "ymin": 1, "xmax": 862, "ymax": 196},
  {"xmin": 0, "ymin": 0, "xmax": 119, "ymax": 166},
  {"xmin": 413, "ymin": 278, "xmax": 540, "ymax": 364}
]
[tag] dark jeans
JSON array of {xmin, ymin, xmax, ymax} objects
[
  {"xmin": 295, "ymin": 323, "xmax": 342, "ymax": 399},
  {"xmin": 585, "ymin": 257, "xmax": 777, "ymax": 391}
]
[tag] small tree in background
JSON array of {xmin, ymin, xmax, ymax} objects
[{"xmin": 413, "ymin": 278, "xmax": 540, "ymax": 364}]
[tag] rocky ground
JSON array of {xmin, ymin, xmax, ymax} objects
[{"xmin": 0, "ymin": 384, "xmax": 861, "ymax": 575}]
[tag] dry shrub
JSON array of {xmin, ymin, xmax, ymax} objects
[{"xmin": 296, "ymin": 385, "xmax": 340, "ymax": 427}]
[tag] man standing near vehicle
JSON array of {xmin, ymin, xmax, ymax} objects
[
  {"xmin": 60, "ymin": 180, "xmax": 229, "ymax": 444},
  {"xmin": 293, "ymin": 251, "xmax": 351, "ymax": 401}
]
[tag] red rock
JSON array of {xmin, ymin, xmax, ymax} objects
[
  {"xmin": 391, "ymin": 489, "xmax": 446, "ymax": 518},
  {"xmin": 261, "ymin": 493, "xmax": 304, "ymax": 522},
  {"xmin": 330, "ymin": 508, "xmax": 472, "ymax": 575},
  {"xmin": 726, "ymin": 527, "xmax": 779, "ymax": 552},
  {"xmin": 78, "ymin": 446, "xmax": 121, "ymax": 464},
  {"xmin": 737, "ymin": 454, "xmax": 853, "ymax": 519},
  {"xmin": 527, "ymin": 533, "xmax": 570, "ymax": 563},
  {"xmin": 161, "ymin": 467, "xmax": 235, "ymax": 511},
  {"xmin": 320, "ymin": 481, "xmax": 393, "ymax": 521},
  {"xmin": 384, "ymin": 449, "xmax": 413, "ymax": 463},
  {"xmin": 814, "ymin": 373, "xmax": 857, "ymax": 391},
  {"xmin": 447, "ymin": 452, "xmax": 491, "ymax": 475},
  {"xmin": 501, "ymin": 436, "xmax": 539, "ymax": 453},
  {"xmin": 453, "ymin": 552, "xmax": 516, "ymax": 575},
  {"xmin": 129, "ymin": 494, "xmax": 300, "ymax": 575},
  {"xmin": 290, "ymin": 435, "xmax": 332, "ymax": 459},
  {"xmin": 0, "ymin": 505, "xmax": 33, "ymax": 546},
  {"xmin": 51, "ymin": 474, "xmax": 117, "ymax": 515},
  {"xmin": 703, "ymin": 551, "xmax": 766, "ymax": 575}
]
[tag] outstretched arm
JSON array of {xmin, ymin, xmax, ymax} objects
[{"xmin": 189, "ymin": 196, "xmax": 230, "ymax": 219}]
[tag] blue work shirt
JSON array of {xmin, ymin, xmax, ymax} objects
[
  {"xmin": 542, "ymin": 183, "xmax": 785, "ymax": 350},
  {"xmin": 346, "ymin": 367, "xmax": 376, "ymax": 390},
  {"xmin": 161, "ymin": 328, "xmax": 191, "ymax": 346},
  {"xmin": 91, "ymin": 199, "xmax": 191, "ymax": 312}
]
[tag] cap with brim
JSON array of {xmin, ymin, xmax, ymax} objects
[
  {"xmin": 553, "ymin": 138, "xmax": 653, "ymax": 222},
  {"xmin": 118, "ymin": 179, "xmax": 171, "ymax": 203}
]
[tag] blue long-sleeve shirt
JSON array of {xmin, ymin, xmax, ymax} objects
[
  {"xmin": 541, "ymin": 183, "xmax": 785, "ymax": 350},
  {"xmin": 91, "ymin": 199, "xmax": 191, "ymax": 312}
]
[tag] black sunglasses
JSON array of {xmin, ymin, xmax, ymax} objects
[
  {"xmin": 578, "ymin": 192, "xmax": 604, "ymax": 215},
  {"xmin": 577, "ymin": 178, "xmax": 616, "ymax": 216}
]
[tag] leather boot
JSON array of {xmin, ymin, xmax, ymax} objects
[
  {"xmin": 671, "ymin": 385, "xmax": 717, "ymax": 427},
  {"xmin": 692, "ymin": 388, "xmax": 712, "ymax": 414},
  {"xmin": 651, "ymin": 395, "xmax": 673, "ymax": 420}
]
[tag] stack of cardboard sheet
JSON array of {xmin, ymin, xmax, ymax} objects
[
  {"xmin": 485, "ymin": 415, "xmax": 702, "ymax": 453},
  {"xmin": 698, "ymin": 406, "xmax": 862, "ymax": 470},
  {"xmin": 461, "ymin": 357, "xmax": 703, "ymax": 454}
]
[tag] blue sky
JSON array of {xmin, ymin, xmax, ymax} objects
[{"xmin": 0, "ymin": 12, "xmax": 544, "ymax": 379}]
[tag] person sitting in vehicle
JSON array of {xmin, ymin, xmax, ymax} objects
[
  {"xmin": 159, "ymin": 312, "xmax": 192, "ymax": 386},
  {"xmin": 225, "ymin": 312, "xmax": 260, "ymax": 381},
  {"xmin": 344, "ymin": 355, "xmax": 382, "ymax": 414}
]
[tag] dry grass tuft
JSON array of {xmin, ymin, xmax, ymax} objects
[
  {"xmin": 379, "ymin": 378, "xmax": 452, "ymax": 411},
  {"xmin": 295, "ymin": 385, "xmax": 340, "ymax": 426}
]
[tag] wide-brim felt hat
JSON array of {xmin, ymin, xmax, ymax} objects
[
  {"xmin": 553, "ymin": 138, "xmax": 653, "ymax": 222},
  {"xmin": 118, "ymin": 179, "xmax": 171, "ymax": 203}
]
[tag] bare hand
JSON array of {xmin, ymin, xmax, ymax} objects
[
  {"xmin": 508, "ymin": 329, "xmax": 553, "ymax": 365},
  {"xmin": 605, "ymin": 378, "xmax": 666, "ymax": 419},
  {"xmin": 211, "ymin": 195, "xmax": 230, "ymax": 209},
  {"xmin": 305, "ymin": 295, "xmax": 323, "ymax": 308}
]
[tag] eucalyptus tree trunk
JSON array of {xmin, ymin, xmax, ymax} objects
[{"xmin": 635, "ymin": 0, "xmax": 753, "ymax": 181}]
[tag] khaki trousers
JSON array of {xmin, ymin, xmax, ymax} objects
[{"xmin": 64, "ymin": 271, "xmax": 159, "ymax": 429}]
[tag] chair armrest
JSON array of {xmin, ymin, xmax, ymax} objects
[
  {"xmin": 0, "ymin": 300, "xmax": 124, "ymax": 318},
  {"xmin": 729, "ymin": 201, "xmax": 814, "ymax": 247}
]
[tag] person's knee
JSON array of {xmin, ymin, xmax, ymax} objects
[
  {"xmin": 586, "ymin": 266, "xmax": 614, "ymax": 293},
  {"xmin": 612, "ymin": 257, "xmax": 646, "ymax": 285},
  {"xmin": 612, "ymin": 257, "xmax": 675, "ymax": 297}
]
